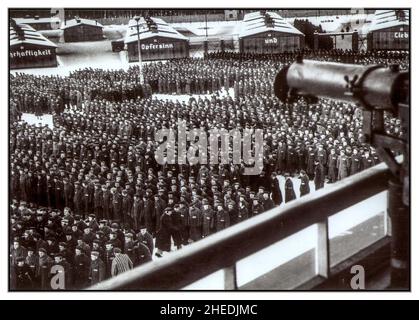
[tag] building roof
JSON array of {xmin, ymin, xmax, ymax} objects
[
  {"xmin": 239, "ymin": 11, "xmax": 304, "ymax": 38},
  {"xmin": 125, "ymin": 17, "xmax": 188, "ymax": 44},
  {"xmin": 369, "ymin": 10, "xmax": 409, "ymax": 32},
  {"xmin": 10, "ymin": 22, "xmax": 57, "ymax": 48},
  {"xmin": 61, "ymin": 18, "xmax": 104, "ymax": 30},
  {"xmin": 14, "ymin": 16, "xmax": 61, "ymax": 26}
]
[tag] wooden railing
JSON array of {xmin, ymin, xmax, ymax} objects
[{"xmin": 88, "ymin": 160, "xmax": 395, "ymax": 290}]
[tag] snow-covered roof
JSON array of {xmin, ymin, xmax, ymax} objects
[
  {"xmin": 10, "ymin": 22, "xmax": 57, "ymax": 48},
  {"xmin": 239, "ymin": 11, "xmax": 304, "ymax": 38},
  {"xmin": 14, "ymin": 17, "xmax": 61, "ymax": 26},
  {"xmin": 125, "ymin": 17, "xmax": 188, "ymax": 44},
  {"xmin": 10, "ymin": 23, "xmax": 36, "ymax": 32},
  {"xmin": 61, "ymin": 18, "xmax": 103, "ymax": 30},
  {"xmin": 369, "ymin": 10, "xmax": 409, "ymax": 32}
]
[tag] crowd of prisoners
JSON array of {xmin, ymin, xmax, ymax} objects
[{"xmin": 9, "ymin": 49, "xmax": 408, "ymax": 289}]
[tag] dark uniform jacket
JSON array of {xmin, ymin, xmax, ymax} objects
[
  {"xmin": 37, "ymin": 254, "xmax": 53, "ymax": 290},
  {"xmin": 237, "ymin": 205, "xmax": 249, "ymax": 223},
  {"xmin": 137, "ymin": 232, "xmax": 154, "ymax": 255},
  {"xmin": 89, "ymin": 258, "xmax": 106, "ymax": 285},
  {"xmin": 188, "ymin": 206, "xmax": 202, "ymax": 241},
  {"xmin": 350, "ymin": 154, "xmax": 362, "ymax": 175},
  {"xmin": 14, "ymin": 265, "xmax": 33, "ymax": 290},
  {"xmin": 327, "ymin": 154, "xmax": 338, "ymax": 182},
  {"xmin": 155, "ymin": 213, "xmax": 173, "ymax": 252},
  {"xmin": 73, "ymin": 253, "xmax": 90, "ymax": 288},
  {"xmin": 104, "ymin": 249, "xmax": 115, "ymax": 278},
  {"xmin": 142, "ymin": 199, "xmax": 155, "ymax": 234},
  {"xmin": 112, "ymin": 192, "xmax": 123, "ymax": 221},
  {"xmin": 215, "ymin": 209, "xmax": 230, "ymax": 232},
  {"xmin": 314, "ymin": 163, "xmax": 325, "ymax": 190},
  {"xmin": 299, "ymin": 174, "xmax": 310, "ymax": 196},
  {"xmin": 271, "ymin": 177, "xmax": 283, "ymax": 205},
  {"xmin": 201, "ymin": 207, "xmax": 214, "ymax": 237},
  {"xmin": 362, "ymin": 155, "xmax": 375, "ymax": 170},
  {"xmin": 285, "ymin": 178, "xmax": 296, "ymax": 203},
  {"xmin": 135, "ymin": 242, "xmax": 152, "ymax": 266}
]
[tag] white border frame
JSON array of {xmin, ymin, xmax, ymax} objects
[{"xmin": 1, "ymin": 0, "xmax": 416, "ymax": 300}]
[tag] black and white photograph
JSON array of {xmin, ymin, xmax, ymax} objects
[{"xmin": 7, "ymin": 5, "xmax": 410, "ymax": 293}]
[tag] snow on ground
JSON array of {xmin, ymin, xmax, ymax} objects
[
  {"xmin": 10, "ymin": 66, "xmax": 68, "ymax": 77},
  {"xmin": 103, "ymin": 25, "xmax": 127, "ymax": 40},
  {"xmin": 153, "ymin": 93, "xmax": 211, "ymax": 103},
  {"xmin": 21, "ymin": 113, "xmax": 54, "ymax": 129},
  {"xmin": 189, "ymin": 50, "xmax": 205, "ymax": 58},
  {"xmin": 39, "ymin": 29, "xmax": 62, "ymax": 39},
  {"xmin": 152, "ymin": 87, "xmax": 234, "ymax": 103},
  {"xmin": 57, "ymin": 40, "xmax": 123, "ymax": 69}
]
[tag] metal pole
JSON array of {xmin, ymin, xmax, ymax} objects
[
  {"xmin": 205, "ymin": 13, "xmax": 208, "ymax": 39},
  {"xmin": 135, "ymin": 17, "xmax": 144, "ymax": 84},
  {"xmin": 388, "ymin": 179, "xmax": 409, "ymax": 289}
]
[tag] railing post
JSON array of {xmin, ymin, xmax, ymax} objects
[
  {"xmin": 388, "ymin": 179, "xmax": 409, "ymax": 288},
  {"xmin": 317, "ymin": 219, "xmax": 330, "ymax": 278},
  {"xmin": 224, "ymin": 264, "xmax": 237, "ymax": 290},
  {"xmin": 385, "ymin": 193, "xmax": 390, "ymax": 236}
]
